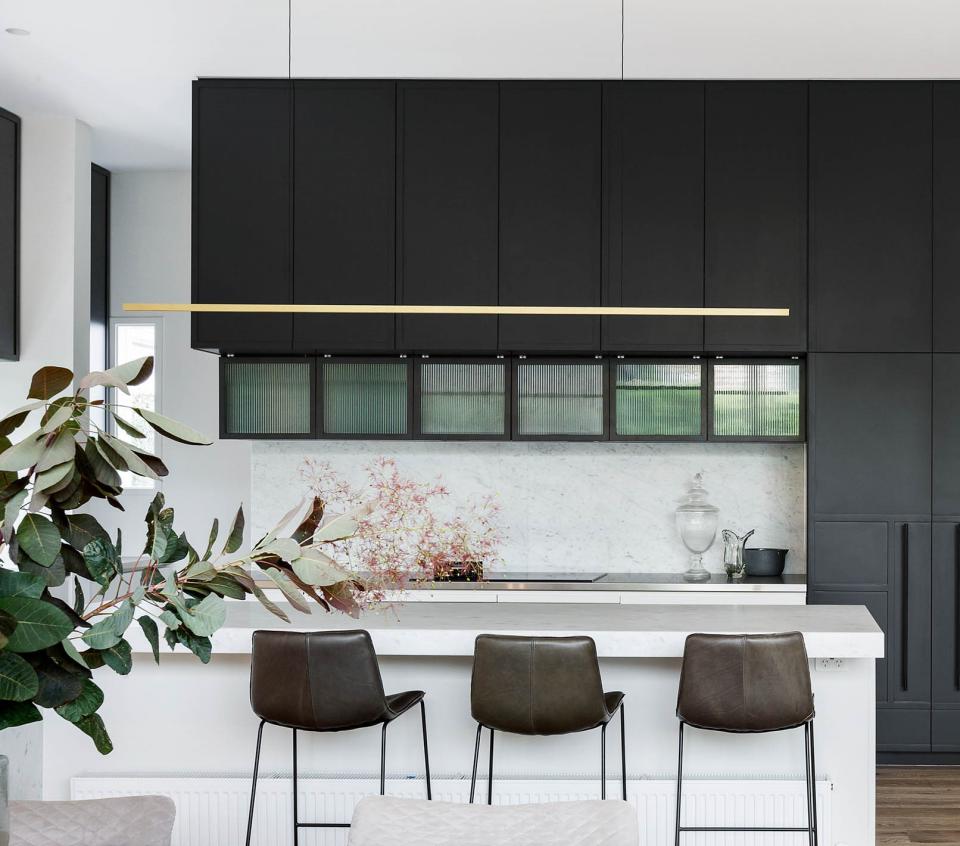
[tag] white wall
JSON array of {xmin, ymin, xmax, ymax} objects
[
  {"xmin": 89, "ymin": 171, "xmax": 250, "ymax": 552},
  {"xmin": 0, "ymin": 115, "xmax": 91, "ymax": 800}
]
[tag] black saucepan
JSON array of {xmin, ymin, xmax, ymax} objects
[{"xmin": 743, "ymin": 547, "xmax": 788, "ymax": 577}]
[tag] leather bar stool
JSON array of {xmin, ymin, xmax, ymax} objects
[
  {"xmin": 469, "ymin": 634, "xmax": 626, "ymax": 803},
  {"xmin": 674, "ymin": 631, "xmax": 817, "ymax": 846},
  {"xmin": 244, "ymin": 629, "xmax": 431, "ymax": 845}
]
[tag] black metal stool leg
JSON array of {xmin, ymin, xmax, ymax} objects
[
  {"xmin": 601, "ymin": 722, "xmax": 607, "ymax": 800},
  {"xmin": 380, "ymin": 723, "xmax": 388, "ymax": 796},
  {"xmin": 674, "ymin": 721, "xmax": 684, "ymax": 846},
  {"xmin": 487, "ymin": 728, "xmax": 495, "ymax": 805},
  {"xmin": 620, "ymin": 704, "xmax": 627, "ymax": 801},
  {"xmin": 808, "ymin": 721, "xmax": 819, "ymax": 846},
  {"xmin": 419, "ymin": 700, "xmax": 432, "ymax": 800},
  {"xmin": 244, "ymin": 720, "xmax": 266, "ymax": 846},
  {"xmin": 292, "ymin": 728, "xmax": 299, "ymax": 846},
  {"xmin": 469, "ymin": 723, "xmax": 482, "ymax": 803}
]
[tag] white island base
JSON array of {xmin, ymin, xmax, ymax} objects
[{"xmin": 44, "ymin": 603, "xmax": 882, "ymax": 846}]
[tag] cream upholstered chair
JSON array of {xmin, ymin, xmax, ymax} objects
[
  {"xmin": 347, "ymin": 796, "xmax": 639, "ymax": 846},
  {"xmin": 10, "ymin": 795, "xmax": 175, "ymax": 846}
]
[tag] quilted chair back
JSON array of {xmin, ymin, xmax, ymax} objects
[
  {"xmin": 348, "ymin": 796, "xmax": 639, "ymax": 846},
  {"xmin": 10, "ymin": 795, "xmax": 175, "ymax": 846}
]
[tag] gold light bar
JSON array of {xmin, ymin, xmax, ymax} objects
[{"xmin": 124, "ymin": 303, "xmax": 789, "ymax": 317}]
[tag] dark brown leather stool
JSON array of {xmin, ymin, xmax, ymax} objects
[
  {"xmin": 674, "ymin": 631, "xmax": 817, "ymax": 846},
  {"xmin": 469, "ymin": 634, "xmax": 626, "ymax": 803},
  {"xmin": 244, "ymin": 630, "xmax": 431, "ymax": 845}
]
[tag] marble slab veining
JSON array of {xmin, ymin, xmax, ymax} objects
[{"xmin": 251, "ymin": 440, "xmax": 806, "ymax": 575}]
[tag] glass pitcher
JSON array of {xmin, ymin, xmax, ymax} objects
[{"xmin": 721, "ymin": 528, "xmax": 755, "ymax": 580}]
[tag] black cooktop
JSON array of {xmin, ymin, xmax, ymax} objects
[{"xmin": 481, "ymin": 572, "xmax": 608, "ymax": 583}]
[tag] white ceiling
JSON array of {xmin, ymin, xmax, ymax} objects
[{"xmin": 2, "ymin": 0, "xmax": 960, "ymax": 171}]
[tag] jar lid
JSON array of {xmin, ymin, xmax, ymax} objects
[{"xmin": 676, "ymin": 472, "xmax": 719, "ymax": 513}]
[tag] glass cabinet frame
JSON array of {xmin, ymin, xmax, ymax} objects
[
  {"xmin": 318, "ymin": 355, "xmax": 414, "ymax": 440},
  {"xmin": 413, "ymin": 356, "xmax": 511, "ymax": 441},
  {"xmin": 219, "ymin": 355, "xmax": 318, "ymax": 439},
  {"xmin": 511, "ymin": 357, "xmax": 609, "ymax": 441}
]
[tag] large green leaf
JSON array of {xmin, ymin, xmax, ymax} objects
[
  {"xmin": 35, "ymin": 430, "xmax": 76, "ymax": 473},
  {"xmin": 109, "ymin": 600, "xmax": 134, "ymax": 637},
  {"xmin": 202, "ymin": 518, "xmax": 219, "ymax": 561},
  {"xmin": 0, "ymin": 652, "xmax": 39, "ymax": 701},
  {"xmin": 82, "ymin": 537, "xmax": 120, "ymax": 587},
  {"xmin": 134, "ymin": 408, "xmax": 213, "ymax": 446},
  {"xmin": 16, "ymin": 513, "xmax": 61, "ymax": 567},
  {"xmin": 84, "ymin": 440, "xmax": 121, "ymax": 489},
  {"xmin": 175, "ymin": 593, "xmax": 226, "ymax": 637},
  {"xmin": 0, "ymin": 608, "xmax": 17, "ymax": 650},
  {"xmin": 62, "ymin": 544, "xmax": 92, "ymax": 580},
  {"xmin": 252, "ymin": 584, "xmax": 290, "ymax": 623},
  {"xmin": 0, "ymin": 569, "xmax": 44, "ymax": 598},
  {"xmin": 292, "ymin": 497, "xmax": 326, "ymax": 544},
  {"xmin": 60, "ymin": 637, "xmax": 89, "ymax": 671},
  {"xmin": 169, "ymin": 628, "xmax": 212, "ymax": 664},
  {"xmin": 137, "ymin": 616, "xmax": 160, "ymax": 664},
  {"xmin": 0, "ymin": 597, "xmax": 73, "ymax": 652},
  {"xmin": 55, "ymin": 679, "xmax": 103, "ymax": 722},
  {"xmin": 39, "ymin": 403, "xmax": 74, "ymax": 433},
  {"xmin": 263, "ymin": 569, "xmax": 311, "ymax": 614},
  {"xmin": 34, "ymin": 460, "xmax": 75, "ymax": 495},
  {"xmin": 75, "ymin": 712, "xmax": 113, "ymax": 754},
  {"xmin": 291, "ymin": 548, "xmax": 352, "ymax": 587},
  {"xmin": 0, "ymin": 699, "xmax": 41, "ymax": 731},
  {"xmin": 29, "ymin": 654, "xmax": 84, "ymax": 708},
  {"xmin": 80, "ymin": 617, "xmax": 122, "ymax": 650},
  {"xmin": 0, "ymin": 401, "xmax": 44, "ymax": 438},
  {"xmin": 28, "ymin": 366, "xmax": 73, "ymax": 400},
  {"xmin": 18, "ymin": 554, "xmax": 66, "ymax": 588},
  {"xmin": 221, "ymin": 506, "xmax": 244, "ymax": 554},
  {"xmin": 111, "ymin": 413, "xmax": 146, "ymax": 440},
  {"xmin": 77, "ymin": 370, "xmax": 129, "ymax": 394},
  {"xmin": 0, "ymin": 433, "xmax": 45, "ymax": 472},
  {"xmin": 196, "ymin": 574, "xmax": 246, "ymax": 600},
  {"xmin": 92, "ymin": 435, "xmax": 127, "ymax": 472},
  {"xmin": 107, "ymin": 356, "xmax": 153, "ymax": 387},
  {"xmin": 99, "ymin": 639, "xmax": 132, "ymax": 675},
  {"xmin": 100, "ymin": 434, "xmax": 158, "ymax": 480},
  {"xmin": 313, "ymin": 507, "xmax": 369, "ymax": 542},
  {"xmin": 66, "ymin": 513, "xmax": 110, "ymax": 550}
]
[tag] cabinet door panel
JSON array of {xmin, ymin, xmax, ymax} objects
[
  {"xmin": 891, "ymin": 522, "xmax": 931, "ymax": 706},
  {"xmin": 811, "ymin": 521, "xmax": 888, "ymax": 588},
  {"xmin": 499, "ymin": 82, "xmax": 602, "ymax": 352},
  {"xmin": 933, "ymin": 522, "xmax": 960, "ymax": 707},
  {"xmin": 934, "ymin": 83, "xmax": 960, "ymax": 352},
  {"xmin": 398, "ymin": 82, "xmax": 498, "ymax": 352},
  {"xmin": 933, "ymin": 709, "xmax": 960, "ymax": 751},
  {"xmin": 0, "ymin": 110, "xmax": 17, "ymax": 360},
  {"xmin": 293, "ymin": 81, "xmax": 396, "ymax": 353},
  {"xmin": 704, "ymin": 82, "xmax": 807, "ymax": 351},
  {"xmin": 809, "ymin": 82, "xmax": 932, "ymax": 352},
  {"xmin": 603, "ymin": 82, "xmax": 703, "ymax": 351},
  {"xmin": 934, "ymin": 355, "xmax": 960, "ymax": 514},
  {"xmin": 810, "ymin": 354, "xmax": 931, "ymax": 516},
  {"xmin": 193, "ymin": 82, "xmax": 291, "ymax": 352}
]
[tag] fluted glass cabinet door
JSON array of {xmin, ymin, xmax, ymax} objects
[
  {"xmin": 417, "ymin": 360, "xmax": 507, "ymax": 438},
  {"xmin": 514, "ymin": 360, "xmax": 606, "ymax": 439},
  {"xmin": 222, "ymin": 358, "xmax": 314, "ymax": 437},
  {"xmin": 613, "ymin": 360, "xmax": 704, "ymax": 439},
  {"xmin": 322, "ymin": 359, "xmax": 410, "ymax": 437},
  {"xmin": 710, "ymin": 359, "xmax": 803, "ymax": 440}
]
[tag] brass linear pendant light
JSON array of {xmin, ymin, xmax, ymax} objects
[{"xmin": 133, "ymin": 4, "xmax": 789, "ymax": 321}]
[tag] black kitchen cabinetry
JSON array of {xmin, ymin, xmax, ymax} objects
[
  {"xmin": 498, "ymin": 82, "xmax": 602, "ymax": 353},
  {"xmin": 192, "ymin": 80, "xmax": 292, "ymax": 353},
  {"xmin": 602, "ymin": 82, "xmax": 704, "ymax": 352},
  {"xmin": 398, "ymin": 82, "xmax": 499, "ymax": 352},
  {"xmin": 704, "ymin": 82, "xmax": 807, "ymax": 352},
  {"xmin": 934, "ymin": 83, "xmax": 960, "ymax": 353},
  {"xmin": 809, "ymin": 82, "xmax": 932, "ymax": 353},
  {"xmin": 293, "ymin": 81, "xmax": 396, "ymax": 353},
  {"xmin": 0, "ymin": 107, "xmax": 19, "ymax": 360}
]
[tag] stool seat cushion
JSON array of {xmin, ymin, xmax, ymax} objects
[
  {"xmin": 10, "ymin": 796, "xmax": 176, "ymax": 846},
  {"xmin": 384, "ymin": 690, "xmax": 425, "ymax": 721},
  {"xmin": 347, "ymin": 796, "xmax": 639, "ymax": 846}
]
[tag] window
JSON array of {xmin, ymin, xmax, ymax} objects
[{"xmin": 110, "ymin": 319, "xmax": 160, "ymax": 489}]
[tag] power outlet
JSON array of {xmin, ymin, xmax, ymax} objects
[{"xmin": 816, "ymin": 657, "xmax": 845, "ymax": 672}]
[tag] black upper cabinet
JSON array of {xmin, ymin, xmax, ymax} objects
[
  {"xmin": 498, "ymin": 82, "xmax": 602, "ymax": 352},
  {"xmin": 810, "ymin": 82, "xmax": 932, "ymax": 352},
  {"xmin": 603, "ymin": 82, "xmax": 704, "ymax": 352},
  {"xmin": 192, "ymin": 81, "xmax": 292, "ymax": 353},
  {"xmin": 398, "ymin": 82, "xmax": 499, "ymax": 352},
  {"xmin": 933, "ymin": 355, "xmax": 960, "ymax": 515},
  {"xmin": 0, "ymin": 108, "xmax": 18, "ymax": 361},
  {"xmin": 293, "ymin": 81, "xmax": 396, "ymax": 353},
  {"xmin": 809, "ymin": 353, "xmax": 932, "ymax": 516},
  {"xmin": 934, "ymin": 83, "xmax": 960, "ymax": 353},
  {"xmin": 704, "ymin": 82, "xmax": 808, "ymax": 352}
]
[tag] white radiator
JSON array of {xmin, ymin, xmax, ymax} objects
[{"xmin": 72, "ymin": 775, "xmax": 831, "ymax": 846}]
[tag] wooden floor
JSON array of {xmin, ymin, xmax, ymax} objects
[{"xmin": 878, "ymin": 768, "xmax": 960, "ymax": 845}]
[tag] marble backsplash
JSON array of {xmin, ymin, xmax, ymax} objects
[{"xmin": 251, "ymin": 441, "xmax": 806, "ymax": 575}]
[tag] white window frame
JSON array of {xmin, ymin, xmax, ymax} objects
[{"xmin": 108, "ymin": 317, "xmax": 163, "ymax": 493}]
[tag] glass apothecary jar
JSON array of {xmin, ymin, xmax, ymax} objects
[{"xmin": 675, "ymin": 473, "xmax": 719, "ymax": 582}]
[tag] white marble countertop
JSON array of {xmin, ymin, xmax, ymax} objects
[{"xmin": 132, "ymin": 601, "xmax": 883, "ymax": 659}]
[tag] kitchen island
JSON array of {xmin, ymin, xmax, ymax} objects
[{"xmin": 47, "ymin": 602, "xmax": 882, "ymax": 845}]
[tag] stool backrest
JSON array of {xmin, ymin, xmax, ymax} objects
[
  {"xmin": 676, "ymin": 632, "xmax": 814, "ymax": 732},
  {"xmin": 471, "ymin": 634, "xmax": 608, "ymax": 735},
  {"xmin": 250, "ymin": 629, "xmax": 387, "ymax": 730}
]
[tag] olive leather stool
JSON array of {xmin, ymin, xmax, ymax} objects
[
  {"xmin": 469, "ymin": 634, "xmax": 627, "ymax": 803},
  {"xmin": 674, "ymin": 632, "xmax": 818, "ymax": 846},
  {"xmin": 244, "ymin": 630, "xmax": 432, "ymax": 846}
]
